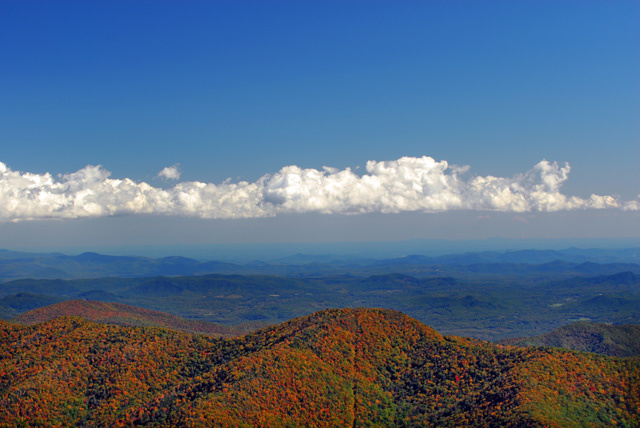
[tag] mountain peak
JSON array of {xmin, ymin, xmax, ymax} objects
[{"xmin": 1, "ymin": 307, "xmax": 638, "ymax": 427}]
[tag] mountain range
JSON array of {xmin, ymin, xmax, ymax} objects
[
  {"xmin": 1, "ymin": 247, "xmax": 639, "ymax": 281},
  {"xmin": 2, "ymin": 268, "xmax": 639, "ymax": 341}
]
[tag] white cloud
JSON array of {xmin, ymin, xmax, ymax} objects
[
  {"xmin": 0, "ymin": 156, "xmax": 636, "ymax": 222},
  {"xmin": 157, "ymin": 164, "xmax": 181, "ymax": 180}
]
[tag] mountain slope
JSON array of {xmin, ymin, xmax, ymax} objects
[
  {"xmin": 500, "ymin": 322, "xmax": 640, "ymax": 357},
  {"xmin": 0, "ymin": 308, "xmax": 638, "ymax": 427},
  {"xmin": 10, "ymin": 300, "xmax": 244, "ymax": 336}
]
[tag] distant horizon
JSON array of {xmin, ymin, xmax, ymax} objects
[{"xmin": 3, "ymin": 236, "xmax": 640, "ymax": 262}]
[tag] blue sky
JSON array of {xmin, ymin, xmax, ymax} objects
[{"xmin": 1, "ymin": 1, "xmax": 639, "ymax": 253}]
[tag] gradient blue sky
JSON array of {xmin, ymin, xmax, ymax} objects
[{"xmin": 1, "ymin": 1, "xmax": 639, "ymax": 253}]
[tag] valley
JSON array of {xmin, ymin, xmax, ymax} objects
[{"xmin": 1, "ymin": 247, "xmax": 639, "ymax": 340}]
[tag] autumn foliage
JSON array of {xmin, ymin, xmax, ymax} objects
[{"xmin": 1, "ymin": 308, "xmax": 638, "ymax": 427}]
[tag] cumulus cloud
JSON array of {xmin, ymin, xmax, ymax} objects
[
  {"xmin": 157, "ymin": 164, "xmax": 181, "ymax": 180},
  {"xmin": 0, "ymin": 156, "xmax": 636, "ymax": 222}
]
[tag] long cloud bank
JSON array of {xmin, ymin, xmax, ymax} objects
[{"xmin": 0, "ymin": 157, "xmax": 637, "ymax": 222}]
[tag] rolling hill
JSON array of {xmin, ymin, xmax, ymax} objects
[
  {"xmin": 0, "ymin": 308, "xmax": 638, "ymax": 427},
  {"xmin": 9, "ymin": 300, "xmax": 251, "ymax": 337},
  {"xmin": 500, "ymin": 322, "xmax": 640, "ymax": 357},
  {"xmin": 3, "ymin": 266, "xmax": 640, "ymax": 341}
]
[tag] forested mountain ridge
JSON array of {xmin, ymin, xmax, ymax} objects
[
  {"xmin": 1, "ymin": 308, "xmax": 638, "ymax": 427},
  {"xmin": 9, "ymin": 300, "xmax": 252, "ymax": 337},
  {"xmin": 500, "ymin": 322, "xmax": 640, "ymax": 357}
]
